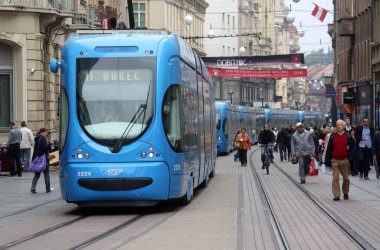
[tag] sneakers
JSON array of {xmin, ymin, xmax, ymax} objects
[
  {"xmin": 333, "ymin": 197, "xmax": 340, "ymax": 201},
  {"xmin": 344, "ymin": 194, "xmax": 349, "ymax": 200},
  {"xmin": 30, "ymin": 188, "xmax": 36, "ymax": 194},
  {"xmin": 46, "ymin": 189, "xmax": 51, "ymax": 193},
  {"xmin": 364, "ymin": 176, "xmax": 369, "ymax": 179},
  {"xmin": 300, "ymin": 180, "xmax": 306, "ymax": 184}
]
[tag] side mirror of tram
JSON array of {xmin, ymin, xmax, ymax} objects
[{"xmin": 50, "ymin": 59, "xmax": 62, "ymax": 73}]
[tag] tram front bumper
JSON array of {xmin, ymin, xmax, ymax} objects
[{"xmin": 60, "ymin": 162, "xmax": 170, "ymax": 203}]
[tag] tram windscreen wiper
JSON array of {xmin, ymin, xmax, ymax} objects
[
  {"xmin": 112, "ymin": 104, "xmax": 147, "ymax": 153},
  {"xmin": 111, "ymin": 82, "xmax": 151, "ymax": 153}
]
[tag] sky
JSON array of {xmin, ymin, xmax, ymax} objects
[{"xmin": 284, "ymin": 0, "xmax": 334, "ymax": 54}]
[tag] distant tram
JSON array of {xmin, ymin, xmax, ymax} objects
[
  {"xmin": 215, "ymin": 101, "xmax": 325, "ymax": 155},
  {"xmin": 51, "ymin": 31, "xmax": 216, "ymax": 206}
]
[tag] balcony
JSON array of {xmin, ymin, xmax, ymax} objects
[
  {"xmin": 337, "ymin": 17, "xmax": 354, "ymax": 37},
  {"xmin": 0, "ymin": 0, "xmax": 75, "ymax": 14}
]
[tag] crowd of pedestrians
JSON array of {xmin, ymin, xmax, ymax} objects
[
  {"xmin": 232, "ymin": 116, "xmax": 378, "ymax": 201},
  {"xmin": 0, "ymin": 121, "xmax": 52, "ymax": 194}
]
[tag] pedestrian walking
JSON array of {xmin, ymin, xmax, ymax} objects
[
  {"xmin": 349, "ymin": 128, "xmax": 359, "ymax": 176},
  {"xmin": 355, "ymin": 117, "xmax": 374, "ymax": 179},
  {"xmin": 233, "ymin": 129, "xmax": 242, "ymax": 161},
  {"xmin": 235, "ymin": 128, "xmax": 251, "ymax": 167},
  {"xmin": 285, "ymin": 126, "xmax": 294, "ymax": 161},
  {"xmin": 6, "ymin": 122, "xmax": 22, "ymax": 177},
  {"xmin": 291, "ymin": 122, "xmax": 315, "ymax": 184},
  {"xmin": 372, "ymin": 126, "xmax": 380, "ymax": 178},
  {"xmin": 20, "ymin": 121, "xmax": 34, "ymax": 172},
  {"xmin": 325, "ymin": 119, "xmax": 356, "ymax": 201},
  {"xmin": 276, "ymin": 127, "xmax": 289, "ymax": 161},
  {"xmin": 345, "ymin": 117, "xmax": 353, "ymax": 133},
  {"xmin": 31, "ymin": 128, "xmax": 52, "ymax": 193}
]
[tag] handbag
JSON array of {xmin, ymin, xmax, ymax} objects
[
  {"xmin": 30, "ymin": 155, "xmax": 47, "ymax": 173},
  {"xmin": 30, "ymin": 137, "xmax": 47, "ymax": 173},
  {"xmin": 308, "ymin": 158, "xmax": 319, "ymax": 176}
]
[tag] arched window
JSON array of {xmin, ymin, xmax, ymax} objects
[{"xmin": 0, "ymin": 43, "xmax": 13, "ymax": 130}]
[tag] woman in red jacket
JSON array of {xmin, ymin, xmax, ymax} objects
[{"xmin": 235, "ymin": 128, "xmax": 251, "ymax": 167}]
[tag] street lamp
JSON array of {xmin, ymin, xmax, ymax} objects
[
  {"xmin": 239, "ymin": 46, "xmax": 246, "ymax": 54},
  {"xmin": 227, "ymin": 91, "xmax": 234, "ymax": 103},
  {"xmin": 259, "ymin": 88, "xmax": 264, "ymax": 108}
]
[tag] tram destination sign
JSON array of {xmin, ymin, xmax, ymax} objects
[{"xmin": 202, "ymin": 53, "xmax": 304, "ymax": 67}]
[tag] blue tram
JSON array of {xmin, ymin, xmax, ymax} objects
[{"xmin": 50, "ymin": 31, "xmax": 216, "ymax": 206}]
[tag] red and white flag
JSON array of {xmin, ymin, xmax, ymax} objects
[{"xmin": 311, "ymin": 4, "xmax": 328, "ymax": 22}]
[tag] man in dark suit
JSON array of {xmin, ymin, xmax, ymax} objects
[
  {"xmin": 345, "ymin": 117, "xmax": 353, "ymax": 133},
  {"xmin": 355, "ymin": 117, "xmax": 375, "ymax": 179}
]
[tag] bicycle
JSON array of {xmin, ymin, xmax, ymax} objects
[{"xmin": 260, "ymin": 144, "xmax": 273, "ymax": 175}]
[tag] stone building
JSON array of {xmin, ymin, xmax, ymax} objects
[
  {"xmin": 330, "ymin": 0, "xmax": 373, "ymax": 126},
  {"xmin": 0, "ymin": 0, "xmax": 132, "ymax": 142}
]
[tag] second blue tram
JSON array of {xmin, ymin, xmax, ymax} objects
[
  {"xmin": 50, "ymin": 31, "xmax": 216, "ymax": 206},
  {"xmin": 216, "ymin": 102, "xmax": 325, "ymax": 155}
]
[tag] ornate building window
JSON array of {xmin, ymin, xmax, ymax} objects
[{"xmin": 0, "ymin": 43, "xmax": 12, "ymax": 131}]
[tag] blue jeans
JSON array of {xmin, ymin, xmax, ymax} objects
[
  {"xmin": 31, "ymin": 160, "xmax": 50, "ymax": 191},
  {"xmin": 261, "ymin": 145, "xmax": 274, "ymax": 163},
  {"xmin": 20, "ymin": 148, "xmax": 31, "ymax": 172}
]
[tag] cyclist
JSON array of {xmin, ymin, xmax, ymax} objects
[{"xmin": 257, "ymin": 123, "xmax": 276, "ymax": 169}]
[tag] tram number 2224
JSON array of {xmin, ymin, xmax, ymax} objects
[{"xmin": 77, "ymin": 170, "xmax": 123, "ymax": 176}]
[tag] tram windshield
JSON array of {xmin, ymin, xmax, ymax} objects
[{"xmin": 76, "ymin": 57, "xmax": 155, "ymax": 146}]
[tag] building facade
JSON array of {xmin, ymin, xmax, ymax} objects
[
  {"xmin": 373, "ymin": 0, "xmax": 380, "ymax": 128},
  {"xmin": 203, "ymin": 0, "xmax": 290, "ymax": 108},
  {"xmin": 331, "ymin": 0, "xmax": 373, "ymax": 126},
  {"xmin": 0, "ymin": 0, "xmax": 127, "ymax": 142}
]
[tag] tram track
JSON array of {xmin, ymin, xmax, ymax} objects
[
  {"xmin": 0, "ymin": 199, "xmax": 187, "ymax": 249},
  {"xmin": 70, "ymin": 214, "xmax": 144, "ymax": 249},
  {"xmin": 0, "ymin": 199, "xmax": 61, "ymax": 220},
  {"xmin": 271, "ymin": 160, "xmax": 375, "ymax": 250},
  {"xmin": 249, "ymin": 149, "xmax": 289, "ymax": 250},
  {"xmin": 0, "ymin": 215, "xmax": 87, "ymax": 249},
  {"xmin": 249, "ymin": 148, "xmax": 374, "ymax": 250}
]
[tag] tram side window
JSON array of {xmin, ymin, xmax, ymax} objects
[
  {"xmin": 216, "ymin": 112, "xmax": 221, "ymax": 131},
  {"xmin": 162, "ymin": 85, "xmax": 182, "ymax": 152},
  {"xmin": 223, "ymin": 118, "xmax": 228, "ymax": 138}
]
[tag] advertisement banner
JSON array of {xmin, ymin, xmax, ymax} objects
[
  {"xmin": 208, "ymin": 68, "xmax": 308, "ymax": 79},
  {"xmin": 202, "ymin": 53, "xmax": 304, "ymax": 67}
]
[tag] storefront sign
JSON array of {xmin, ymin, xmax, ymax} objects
[
  {"xmin": 335, "ymin": 85, "xmax": 342, "ymax": 106},
  {"xmin": 208, "ymin": 68, "xmax": 307, "ymax": 79}
]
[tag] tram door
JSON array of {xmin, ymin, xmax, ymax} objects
[{"xmin": 197, "ymin": 78, "xmax": 206, "ymax": 186}]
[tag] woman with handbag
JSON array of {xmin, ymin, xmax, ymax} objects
[
  {"xmin": 30, "ymin": 128, "xmax": 52, "ymax": 193},
  {"xmin": 235, "ymin": 128, "xmax": 251, "ymax": 167}
]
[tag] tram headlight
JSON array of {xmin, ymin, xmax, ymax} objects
[
  {"xmin": 84, "ymin": 153, "xmax": 90, "ymax": 159},
  {"xmin": 218, "ymin": 136, "xmax": 221, "ymax": 141},
  {"xmin": 148, "ymin": 152, "xmax": 154, "ymax": 158},
  {"xmin": 77, "ymin": 153, "xmax": 83, "ymax": 159},
  {"xmin": 141, "ymin": 152, "xmax": 147, "ymax": 158}
]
